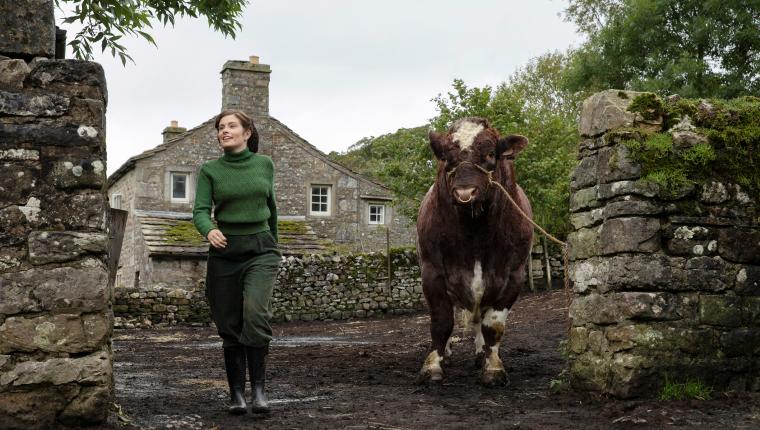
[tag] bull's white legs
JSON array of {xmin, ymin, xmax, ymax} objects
[
  {"xmin": 417, "ymin": 266, "xmax": 454, "ymax": 384},
  {"xmin": 479, "ymin": 308, "xmax": 509, "ymax": 386},
  {"xmin": 418, "ymin": 350, "xmax": 444, "ymax": 383}
]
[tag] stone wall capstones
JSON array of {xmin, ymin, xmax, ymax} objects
[
  {"xmin": 0, "ymin": 2, "xmax": 113, "ymax": 428},
  {"xmin": 567, "ymin": 90, "xmax": 760, "ymax": 398}
]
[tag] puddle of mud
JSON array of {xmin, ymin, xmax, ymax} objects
[
  {"xmin": 270, "ymin": 395, "xmax": 330, "ymax": 405},
  {"xmin": 274, "ymin": 336, "xmax": 374, "ymax": 346},
  {"xmin": 115, "ymin": 336, "xmax": 376, "ymax": 351}
]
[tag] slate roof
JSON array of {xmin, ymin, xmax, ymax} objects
[{"xmin": 135, "ymin": 210, "xmax": 327, "ymax": 257}]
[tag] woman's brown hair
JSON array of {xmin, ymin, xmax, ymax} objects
[{"xmin": 214, "ymin": 109, "xmax": 260, "ymax": 153}]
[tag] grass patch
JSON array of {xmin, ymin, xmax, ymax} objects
[
  {"xmin": 549, "ymin": 369, "xmax": 571, "ymax": 394},
  {"xmin": 659, "ymin": 375, "xmax": 714, "ymax": 401}
]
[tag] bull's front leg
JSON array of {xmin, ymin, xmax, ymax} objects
[
  {"xmin": 478, "ymin": 266, "xmax": 524, "ymax": 386},
  {"xmin": 417, "ymin": 270, "xmax": 454, "ymax": 384},
  {"xmin": 479, "ymin": 307, "xmax": 509, "ymax": 386}
]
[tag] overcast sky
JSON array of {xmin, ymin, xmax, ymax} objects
[{"xmin": 56, "ymin": 1, "xmax": 583, "ymax": 176}]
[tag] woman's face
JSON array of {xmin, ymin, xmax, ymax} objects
[{"xmin": 217, "ymin": 114, "xmax": 252, "ymax": 153}]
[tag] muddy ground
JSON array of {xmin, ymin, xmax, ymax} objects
[{"xmin": 107, "ymin": 290, "xmax": 760, "ymax": 429}]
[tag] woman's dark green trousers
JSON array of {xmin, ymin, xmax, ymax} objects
[{"xmin": 206, "ymin": 231, "xmax": 280, "ymax": 413}]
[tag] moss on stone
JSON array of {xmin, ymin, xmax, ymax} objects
[
  {"xmin": 623, "ymin": 96, "xmax": 760, "ymax": 200},
  {"xmin": 278, "ymin": 220, "xmax": 309, "ymax": 234},
  {"xmin": 627, "ymin": 92, "xmax": 664, "ymax": 121},
  {"xmin": 165, "ymin": 221, "xmax": 206, "ymax": 245}
]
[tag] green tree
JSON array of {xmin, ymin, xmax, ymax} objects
[
  {"xmin": 433, "ymin": 52, "xmax": 582, "ymax": 238},
  {"xmin": 564, "ymin": 0, "xmax": 760, "ymax": 98},
  {"xmin": 330, "ymin": 126, "xmax": 434, "ymax": 221},
  {"xmin": 55, "ymin": 0, "xmax": 247, "ymax": 64},
  {"xmin": 332, "ymin": 52, "xmax": 581, "ymax": 238}
]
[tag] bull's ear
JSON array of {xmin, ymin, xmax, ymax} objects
[
  {"xmin": 428, "ymin": 130, "xmax": 448, "ymax": 160},
  {"xmin": 496, "ymin": 135, "xmax": 528, "ymax": 159}
]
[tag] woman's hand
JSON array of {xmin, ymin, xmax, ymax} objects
[{"xmin": 207, "ymin": 229, "xmax": 227, "ymax": 249}]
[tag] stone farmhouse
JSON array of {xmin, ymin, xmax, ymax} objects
[{"xmin": 107, "ymin": 56, "xmax": 415, "ymax": 290}]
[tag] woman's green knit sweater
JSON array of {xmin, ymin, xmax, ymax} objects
[{"xmin": 192, "ymin": 148, "xmax": 278, "ymax": 241}]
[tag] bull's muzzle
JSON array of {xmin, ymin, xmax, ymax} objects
[{"xmin": 453, "ymin": 187, "xmax": 478, "ymax": 203}]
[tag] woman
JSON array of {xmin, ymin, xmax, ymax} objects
[{"xmin": 193, "ymin": 109, "xmax": 280, "ymax": 414}]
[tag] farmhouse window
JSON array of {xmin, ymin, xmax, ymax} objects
[
  {"xmin": 170, "ymin": 172, "xmax": 189, "ymax": 203},
  {"xmin": 310, "ymin": 185, "xmax": 331, "ymax": 216},
  {"xmin": 369, "ymin": 204, "xmax": 385, "ymax": 224},
  {"xmin": 111, "ymin": 193, "xmax": 123, "ymax": 209}
]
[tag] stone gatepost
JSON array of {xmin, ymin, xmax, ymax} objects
[
  {"xmin": 0, "ymin": 1, "xmax": 112, "ymax": 428},
  {"xmin": 567, "ymin": 90, "xmax": 760, "ymax": 397}
]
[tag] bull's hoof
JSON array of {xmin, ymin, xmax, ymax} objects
[
  {"xmin": 416, "ymin": 369, "xmax": 444, "ymax": 385},
  {"xmin": 481, "ymin": 368, "xmax": 508, "ymax": 387}
]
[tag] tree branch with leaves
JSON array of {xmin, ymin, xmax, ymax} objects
[{"xmin": 55, "ymin": 0, "xmax": 248, "ymax": 64}]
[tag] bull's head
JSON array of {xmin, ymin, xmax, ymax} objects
[{"xmin": 429, "ymin": 117, "xmax": 527, "ymax": 214}]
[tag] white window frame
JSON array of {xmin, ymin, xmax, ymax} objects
[
  {"xmin": 309, "ymin": 184, "xmax": 331, "ymax": 216},
  {"xmin": 368, "ymin": 203, "xmax": 385, "ymax": 225},
  {"xmin": 111, "ymin": 193, "xmax": 123, "ymax": 209},
  {"xmin": 170, "ymin": 172, "xmax": 189, "ymax": 203}
]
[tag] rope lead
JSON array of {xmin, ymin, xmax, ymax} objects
[{"xmin": 489, "ymin": 180, "xmax": 572, "ymax": 309}]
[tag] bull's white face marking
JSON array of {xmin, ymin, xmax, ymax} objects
[{"xmin": 451, "ymin": 120, "xmax": 484, "ymax": 150}]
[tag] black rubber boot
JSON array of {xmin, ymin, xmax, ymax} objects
[
  {"xmin": 223, "ymin": 347, "xmax": 247, "ymax": 414},
  {"xmin": 246, "ymin": 346, "xmax": 270, "ymax": 413}
]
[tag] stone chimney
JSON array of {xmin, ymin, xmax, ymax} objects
[
  {"xmin": 162, "ymin": 120, "xmax": 186, "ymax": 143},
  {"xmin": 221, "ymin": 55, "xmax": 271, "ymax": 117},
  {"xmin": 0, "ymin": 0, "xmax": 56, "ymax": 59}
]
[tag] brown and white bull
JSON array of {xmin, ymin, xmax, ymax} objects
[{"xmin": 416, "ymin": 117, "xmax": 533, "ymax": 385}]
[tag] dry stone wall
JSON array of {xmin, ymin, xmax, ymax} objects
[
  {"xmin": 567, "ymin": 90, "xmax": 760, "ymax": 398},
  {"xmin": 114, "ymin": 250, "xmax": 423, "ymax": 327},
  {"xmin": 529, "ymin": 246, "xmax": 564, "ymax": 290},
  {"xmin": 0, "ymin": 2, "xmax": 112, "ymax": 428}
]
